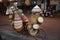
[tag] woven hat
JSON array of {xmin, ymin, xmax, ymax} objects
[{"xmin": 32, "ymin": 5, "xmax": 42, "ymax": 13}]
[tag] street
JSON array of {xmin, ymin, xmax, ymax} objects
[{"xmin": 0, "ymin": 13, "xmax": 60, "ymax": 40}]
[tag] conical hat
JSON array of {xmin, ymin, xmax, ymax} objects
[{"xmin": 32, "ymin": 5, "xmax": 42, "ymax": 13}]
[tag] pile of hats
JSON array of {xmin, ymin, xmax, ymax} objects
[{"xmin": 32, "ymin": 5, "xmax": 42, "ymax": 13}]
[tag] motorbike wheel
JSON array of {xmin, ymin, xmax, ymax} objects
[{"xmin": 33, "ymin": 28, "xmax": 46, "ymax": 40}]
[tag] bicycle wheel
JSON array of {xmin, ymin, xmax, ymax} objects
[{"xmin": 33, "ymin": 28, "xmax": 46, "ymax": 40}]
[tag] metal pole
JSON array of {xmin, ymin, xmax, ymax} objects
[{"xmin": 44, "ymin": 0, "xmax": 46, "ymax": 11}]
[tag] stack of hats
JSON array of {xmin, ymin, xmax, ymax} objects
[{"xmin": 32, "ymin": 5, "xmax": 42, "ymax": 13}]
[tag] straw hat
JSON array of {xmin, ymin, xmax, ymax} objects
[{"xmin": 32, "ymin": 5, "xmax": 42, "ymax": 13}]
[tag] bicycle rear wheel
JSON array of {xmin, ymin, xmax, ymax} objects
[{"xmin": 33, "ymin": 29, "xmax": 46, "ymax": 40}]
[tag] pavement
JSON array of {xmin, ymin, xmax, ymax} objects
[{"xmin": 0, "ymin": 13, "xmax": 60, "ymax": 40}]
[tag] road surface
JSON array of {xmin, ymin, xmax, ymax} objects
[{"xmin": 0, "ymin": 13, "xmax": 60, "ymax": 40}]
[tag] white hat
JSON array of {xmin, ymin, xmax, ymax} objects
[{"xmin": 32, "ymin": 5, "xmax": 42, "ymax": 13}]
